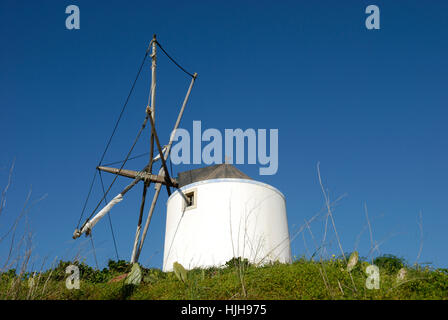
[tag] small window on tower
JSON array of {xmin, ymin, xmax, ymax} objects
[
  {"xmin": 186, "ymin": 192, "xmax": 194, "ymax": 206},
  {"xmin": 183, "ymin": 190, "xmax": 197, "ymax": 210}
]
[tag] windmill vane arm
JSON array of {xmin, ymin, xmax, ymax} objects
[
  {"xmin": 73, "ymin": 193, "xmax": 124, "ymax": 239},
  {"xmin": 97, "ymin": 166, "xmax": 178, "ymax": 188}
]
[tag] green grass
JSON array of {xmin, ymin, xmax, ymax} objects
[{"xmin": 1, "ymin": 255, "xmax": 447, "ymax": 300}]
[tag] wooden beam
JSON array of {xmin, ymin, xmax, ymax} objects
[
  {"xmin": 97, "ymin": 166, "xmax": 178, "ymax": 188},
  {"xmin": 145, "ymin": 106, "xmax": 173, "ymax": 196}
]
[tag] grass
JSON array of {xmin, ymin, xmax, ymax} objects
[{"xmin": 0, "ymin": 256, "xmax": 447, "ymax": 300}]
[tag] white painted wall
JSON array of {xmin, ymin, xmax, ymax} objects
[{"xmin": 163, "ymin": 178, "xmax": 291, "ymax": 271}]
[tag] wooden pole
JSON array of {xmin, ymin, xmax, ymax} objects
[
  {"xmin": 130, "ymin": 36, "xmax": 157, "ymax": 263},
  {"xmin": 150, "ymin": 34, "xmax": 157, "ymax": 124},
  {"xmin": 130, "ymin": 183, "xmax": 147, "ymax": 263},
  {"xmin": 135, "ymin": 73, "xmax": 197, "ymax": 261},
  {"xmin": 164, "ymin": 73, "xmax": 197, "ymax": 158},
  {"xmin": 145, "ymin": 106, "xmax": 173, "ymax": 196},
  {"xmin": 97, "ymin": 166, "xmax": 178, "ymax": 186}
]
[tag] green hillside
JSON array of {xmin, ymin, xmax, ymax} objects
[{"xmin": 1, "ymin": 255, "xmax": 447, "ymax": 300}]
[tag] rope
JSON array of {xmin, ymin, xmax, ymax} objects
[
  {"xmin": 76, "ymin": 170, "xmax": 97, "ymax": 229},
  {"xmin": 155, "ymin": 40, "xmax": 195, "ymax": 78},
  {"xmin": 98, "ymin": 51, "xmax": 149, "ymax": 167},
  {"xmin": 82, "ymin": 115, "xmax": 150, "ymax": 227},
  {"xmin": 77, "ymin": 50, "xmax": 149, "ymax": 229},
  {"xmin": 101, "ymin": 151, "xmax": 150, "ymax": 167},
  {"xmin": 90, "ymin": 234, "xmax": 99, "ymax": 269},
  {"xmin": 99, "ymin": 171, "xmax": 120, "ymax": 261}
]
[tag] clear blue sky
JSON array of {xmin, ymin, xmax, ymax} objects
[{"xmin": 1, "ymin": 1, "xmax": 447, "ymax": 270}]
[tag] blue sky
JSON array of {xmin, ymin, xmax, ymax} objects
[{"xmin": 1, "ymin": 1, "xmax": 447, "ymax": 270}]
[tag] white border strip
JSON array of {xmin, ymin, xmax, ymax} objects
[{"xmin": 168, "ymin": 178, "xmax": 285, "ymax": 202}]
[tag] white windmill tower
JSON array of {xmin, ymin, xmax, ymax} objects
[
  {"xmin": 72, "ymin": 35, "xmax": 291, "ymax": 270},
  {"xmin": 163, "ymin": 164, "xmax": 291, "ymax": 271}
]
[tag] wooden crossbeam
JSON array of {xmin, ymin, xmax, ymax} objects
[{"xmin": 97, "ymin": 166, "xmax": 178, "ymax": 188}]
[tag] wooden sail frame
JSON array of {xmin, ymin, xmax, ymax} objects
[{"xmin": 72, "ymin": 34, "xmax": 197, "ymax": 264}]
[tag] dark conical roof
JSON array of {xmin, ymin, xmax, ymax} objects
[{"xmin": 177, "ymin": 164, "xmax": 251, "ymax": 188}]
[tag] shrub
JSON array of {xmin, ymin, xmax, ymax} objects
[
  {"xmin": 373, "ymin": 254, "xmax": 405, "ymax": 274},
  {"xmin": 107, "ymin": 260, "xmax": 132, "ymax": 274},
  {"xmin": 225, "ymin": 257, "xmax": 251, "ymax": 269}
]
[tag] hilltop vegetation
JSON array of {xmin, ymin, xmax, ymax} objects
[{"xmin": 1, "ymin": 255, "xmax": 447, "ymax": 300}]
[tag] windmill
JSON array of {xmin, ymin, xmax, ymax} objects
[
  {"xmin": 73, "ymin": 35, "xmax": 291, "ymax": 270},
  {"xmin": 72, "ymin": 35, "xmax": 197, "ymax": 264}
]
